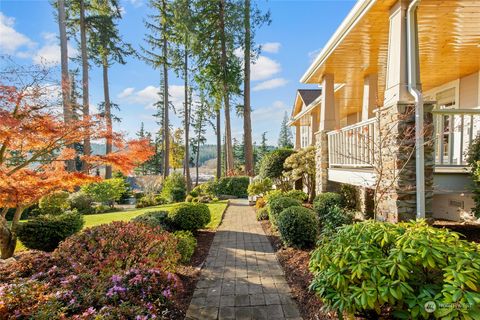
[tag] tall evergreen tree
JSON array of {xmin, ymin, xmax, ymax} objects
[
  {"xmin": 191, "ymin": 93, "xmax": 210, "ymax": 186},
  {"xmin": 242, "ymin": 0, "xmax": 270, "ymax": 177},
  {"xmin": 193, "ymin": 0, "xmax": 243, "ymax": 175},
  {"xmin": 143, "ymin": 0, "xmax": 174, "ymax": 179},
  {"xmin": 56, "ymin": 0, "xmax": 75, "ymax": 172},
  {"xmin": 278, "ymin": 111, "xmax": 293, "ymax": 148},
  {"xmin": 88, "ymin": 0, "xmax": 134, "ymax": 178}
]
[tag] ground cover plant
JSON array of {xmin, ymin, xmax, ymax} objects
[{"xmin": 309, "ymin": 220, "xmax": 480, "ymax": 319}]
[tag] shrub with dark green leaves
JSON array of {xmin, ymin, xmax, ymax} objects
[
  {"xmin": 16, "ymin": 211, "xmax": 84, "ymax": 252},
  {"xmin": 268, "ymin": 196, "xmax": 301, "ymax": 226},
  {"xmin": 38, "ymin": 191, "xmax": 70, "ymax": 215},
  {"xmin": 313, "ymin": 192, "xmax": 353, "ymax": 233},
  {"xmin": 68, "ymin": 191, "xmax": 94, "ymax": 214},
  {"xmin": 258, "ymin": 149, "xmax": 295, "ymax": 181},
  {"xmin": 318, "ymin": 205, "xmax": 353, "ymax": 234},
  {"xmin": 256, "ymin": 207, "xmax": 269, "ymax": 221},
  {"xmin": 215, "ymin": 176, "xmax": 249, "ymax": 198},
  {"xmin": 284, "ymin": 190, "xmax": 308, "ymax": 202},
  {"xmin": 277, "ymin": 207, "xmax": 318, "ymax": 248},
  {"xmin": 173, "ymin": 230, "xmax": 197, "ymax": 264},
  {"xmin": 309, "ymin": 220, "xmax": 480, "ymax": 319},
  {"xmin": 168, "ymin": 203, "xmax": 210, "ymax": 231},
  {"xmin": 313, "ymin": 192, "xmax": 344, "ymax": 216},
  {"xmin": 339, "ymin": 184, "xmax": 357, "ymax": 210},
  {"xmin": 131, "ymin": 211, "xmax": 171, "ymax": 230},
  {"xmin": 161, "ymin": 172, "xmax": 186, "ymax": 203}
]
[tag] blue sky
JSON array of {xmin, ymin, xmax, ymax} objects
[{"xmin": 0, "ymin": 0, "xmax": 355, "ymax": 145}]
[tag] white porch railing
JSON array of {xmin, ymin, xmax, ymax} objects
[
  {"xmin": 326, "ymin": 109, "xmax": 480, "ymax": 169},
  {"xmin": 433, "ymin": 109, "xmax": 480, "ymax": 166},
  {"xmin": 327, "ymin": 118, "xmax": 376, "ymax": 168}
]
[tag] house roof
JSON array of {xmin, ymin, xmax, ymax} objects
[
  {"xmin": 297, "ymin": 89, "xmax": 321, "ymax": 107},
  {"xmin": 299, "ymin": 0, "xmax": 480, "ymax": 119}
]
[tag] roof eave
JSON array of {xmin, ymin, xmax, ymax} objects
[{"xmin": 300, "ymin": 0, "xmax": 377, "ymax": 84}]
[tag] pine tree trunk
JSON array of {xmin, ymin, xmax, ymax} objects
[
  {"xmin": 196, "ymin": 138, "xmax": 201, "ymax": 186},
  {"xmin": 162, "ymin": 0, "xmax": 170, "ymax": 179},
  {"xmin": 243, "ymin": 0, "xmax": 254, "ymax": 177},
  {"xmin": 216, "ymin": 108, "xmax": 221, "ymax": 180},
  {"xmin": 0, "ymin": 207, "xmax": 24, "ymax": 259},
  {"xmin": 219, "ymin": 0, "xmax": 234, "ymax": 175},
  {"xmin": 80, "ymin": 0, "xmax": 91, "ymax": 173},
  {"xmin": 103, "ymin": 57, "xmax": 112, "ymax": 179},
  {"xmin": 58, "ymin": 0, "xmax": 75, "ymax": 172},
  {"xmin": 184, "ymin": 47, "xmax": 191, "ymax": 192}
]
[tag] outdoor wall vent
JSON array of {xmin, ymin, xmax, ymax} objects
[{"xmin": 449, "ymin": 199, "xmax": 464, "ymax": 209}]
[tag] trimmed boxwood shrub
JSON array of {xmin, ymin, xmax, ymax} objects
[
  {"xmin": 268, "ymin": 196, "xmax": 301, "ymax": 226},
  {"xmin": 284, "ymin": 190, "xmax": 308, "ymax": 202},
  {"xmin": 277, "ymin": 207, "xmax": 318, "ymax": 248},
  {"xmin": 131, "ymin": 211, "xmax": 171, "ymax": 230},
  {"xmin": 168, "ymin": 203, "xmax": 211, "ymax": 231},
  {"xmin": 174, "ymin": 230, "xmax": 197, "ymax": 264},
  {"xmin": 16, "ymin": 211, "xmax": 84, "ymax": 252},
  {"xmin": 309, "ymin": 220, "xmax": 480, "ymax": 319},
  {"xmin": 215, "ymin": 176, "xmax": 249, "ymax": 198},
  {"xmin": 256, "ymin": 207, "xmax": 269, "ymax": 221},
  {"xmin": 313, "ymin": 192, "xmax": 353, "ymax": 233},
  {"xmin": 313, "ymin": 192, "xmax": 344, "ymax": 215}
]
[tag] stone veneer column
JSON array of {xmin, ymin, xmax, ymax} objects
[
  {"xmin": 315, "ymin": 130, "xmax": 329, "ymax": 193},
  {"xmin": 374, "ymin": 102, "xmax": 434, "ymax": 222}
]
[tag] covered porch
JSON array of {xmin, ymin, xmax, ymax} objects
[{"xmin": 300, "ymin": 0, "xmax": 480, "ymax": 221}]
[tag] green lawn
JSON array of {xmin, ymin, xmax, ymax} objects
[{"xmin": 15, "ymin": 200, "xmax": 228, "ymax": 252}]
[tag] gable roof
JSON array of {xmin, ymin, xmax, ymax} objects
[{"xmin": 297, "ymin": 89, "xmax": 321, "ymax": 106}]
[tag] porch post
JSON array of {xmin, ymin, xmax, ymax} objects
[
  {"xmin": 316, "ymin": 73, "xmax": 336, "ymax": 194},
  {"xmin": 375, "ymin": 0, "xmax": 434, "ymax": 222},
  {"xmin": 295, "ymin": 125, "xmax": 301, "ymax": 150},
  {"xmin": 362, "ymin": 74, "xmax": 378, "ymax": 121}
]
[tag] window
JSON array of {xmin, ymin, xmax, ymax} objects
[
  {"xmin": 436, "ymin": 87, "xmax": 456, "ymax": 109},
  {"xmin": 301, "ymin": 125, "xmax": 310, "ymax": 148}
]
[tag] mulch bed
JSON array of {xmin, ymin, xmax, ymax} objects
[{"xmin": 260, "ymin": 220, "xmax": 337, "ymax": 320}]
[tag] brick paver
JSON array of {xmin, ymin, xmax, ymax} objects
[{"xmin": 186, "ymin": 199, "xmax": 302, "ymax": 320}]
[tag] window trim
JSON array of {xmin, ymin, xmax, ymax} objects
[{"xmin": 424, "ymin": 79, "xmax": 460, "ymax": 109}]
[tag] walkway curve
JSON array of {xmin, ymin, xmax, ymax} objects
[{"xmin": 186, "ymin": 199, "xmax": 302, "ymax": 320}]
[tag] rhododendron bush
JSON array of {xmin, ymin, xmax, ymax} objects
[
  {"xmin": 0, "ymin": 62, "xmax": 154, "ymax": 258},
  {"xmin": 0, "ymin": 222, "xmax": 183, "ymax": 319}
]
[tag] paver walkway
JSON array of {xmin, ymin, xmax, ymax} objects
[{"xmin": 186, "ymin": 199, "xmax": 302, "ymax": 320}]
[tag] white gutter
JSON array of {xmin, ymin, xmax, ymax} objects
[
  {"xmin": 406, "ymin": 0, "xmax": 425, "ymax": 219},
  {"xmin": 300, "ymin": 0, "xmax": 376, "ymax": 83}
]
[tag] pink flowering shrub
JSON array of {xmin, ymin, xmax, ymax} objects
[
  {"xmin": 54, "ymin": 221, "xmax": 180, "ymax": 275},
  {"xmin": 0, "ymin": 222, "xmax": 183, "ymax": 319}
]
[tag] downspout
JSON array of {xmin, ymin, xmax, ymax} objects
[{"xmin": 406, "ymin": 0, "xmax": 425, "ymax": 219}]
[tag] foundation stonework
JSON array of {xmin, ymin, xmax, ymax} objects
[
  {"xmin": 374, "ymin": 102, "xmax": 434, "ymax": 222},
  {"xmin": 315, "ymin": 131, "xmax": 329, "ymax": 193}
]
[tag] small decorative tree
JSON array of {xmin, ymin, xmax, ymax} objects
[
  {"xmin": 258, "ymin": 148, "xmax": 295, "ymax": 190},
  {"xmin": 283, "ymin": 146, "xmax": 316, "ymax": 202},
  {"xmin": 0, "ymin": 61, "xmax": 154, "ymax": 258},
  {"xmin": 81, "ymin": 178, "xmax": 127, "ymax": 207}
]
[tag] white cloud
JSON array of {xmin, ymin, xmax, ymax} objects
[
  {"xmin": 118, "ymin": 85, "xmax": 185, "ymax": 110},
  {"xmin": 252, "ymin": 100, "xmax": 289, "ymax": 122},
  {"xmin": 118, "ymin": 87, "xmax": 135, "ymax": 98},
  {"xmin": 253, "ymin": 78, "xmax": 288, "ymax": 91},
  {"xmin": 0, "ymin": 12, "xmax": 36, "ymax": 55},
  {"xmin": 261, "ymin": 42, "xmax": 281, "ymax": 54},
  {"xmin": 127, "ymin": 0, "xmax": 143, "ymax": 7},
  {"xmin": 33, "ymin": 32, "xmax": 78, "ymax": 65},
  {"xmin": 251, "ymin": 56, "xmax": 281, "ymax": 81}
]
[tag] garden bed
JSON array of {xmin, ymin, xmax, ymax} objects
[{"xmin": 260, "ymin": 220, "xmax": 337, "ymax": 320}]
